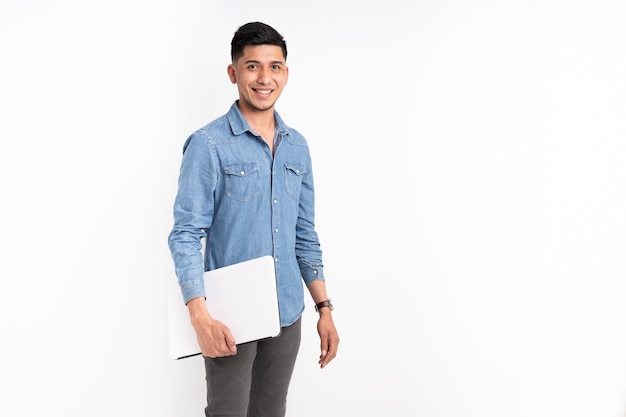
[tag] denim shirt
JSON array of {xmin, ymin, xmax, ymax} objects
[{"xmin": 168, "ymin": 101, "xmax": 324, "ymax": 327}]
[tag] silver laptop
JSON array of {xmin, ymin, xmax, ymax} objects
[{"xmin": 168, "ymin": 256, "xmax": 281, "ymax": 360}]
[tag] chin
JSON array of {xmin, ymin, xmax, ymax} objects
[{"xmin": 251, "ymin": 101, "xmax": 275, "ymax": 112}]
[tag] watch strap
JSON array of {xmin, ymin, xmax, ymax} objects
[{"xmin": 315, "ymin": 299, "xmax": 333, "ymax": 312}]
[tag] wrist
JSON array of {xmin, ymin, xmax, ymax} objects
[
  {"xmin": 314, "ymin": 299, "xmax": 333, "ymax": 313},
  {"xmin": 187, "ymin": 297, "xmax": 212, "ymax": 323}
]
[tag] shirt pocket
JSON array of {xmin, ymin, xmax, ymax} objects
[
  {"xmin": 223, "ymin": 162, "xmax": 261, "ymax": 201},
  {"xmin": 284, "ymin": 162, "xmax": 308, "ymax": 199}
]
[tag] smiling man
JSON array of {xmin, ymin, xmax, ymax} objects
[
  {"xmin": 168, "ymin": 22, "xmax": 339, "ymax": 417},
  {"xmin": 229, "ymin": 44, "xmax": 288, "ymax": 113}
]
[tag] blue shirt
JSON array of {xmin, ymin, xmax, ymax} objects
[{"xmin": 168, "ymin": 101, "xmax": 325, "ymax": 326}]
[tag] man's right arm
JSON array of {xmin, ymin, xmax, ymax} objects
[
  {"xmin": 168, "ymin": 133, "xmax": 215, "ymax": 302},
  {"xmin": 168, "ymin": 133, "xmax": 236, "ymax": 357}
]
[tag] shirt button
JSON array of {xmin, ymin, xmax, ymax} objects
[
  {"xmin": 240, "ymin": 171, "xmax": 245, "ymax": 175},
  {"xmin": 314, "ymin": 269, "xmax": 318, "ymax": 274},
  {"xmin": 274, "ymin": 257, "xmax": 278, "ymax": 262},
  {"xmin": 274, "ymin": 228, "xmax": 279, "ymax": 233},
  {"xmin": 273, "ymin": 199, "xmax": 278, "ymax": 204}
]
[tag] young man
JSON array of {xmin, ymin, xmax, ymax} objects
[{"xmin": 168, "ymin": 22, "xmax": 339, "ymax": 416}]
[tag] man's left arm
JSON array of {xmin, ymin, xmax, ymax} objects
[{"xmin": 294, "ymin": 148, "xmax": 339, "ymax": 368}]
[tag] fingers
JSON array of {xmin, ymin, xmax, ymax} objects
[
  {"xmin": 202, "ymin": 339, "xmax": 237, "ymax": 358},
  {"xmin": 199, "ymin": 324, "xmax": 237, "ymax": 358},
  {"xmin": 318, "ymin": 334, "xmax": 338, "ymax": 368},
  {"xmin": 226, "ymin": 334, "xmax": 238, "ymax": 354},
  {"xmin": 213, "ymin": 333, "xmax": 237, "ymax": 357}
]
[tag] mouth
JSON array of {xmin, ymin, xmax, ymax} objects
[{"xmin": 252, "ymin": 88, "xmax": 273, "ymax": 97}]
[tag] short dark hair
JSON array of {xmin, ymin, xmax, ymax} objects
[{"xmin": 230, "ymin": 22, "xmax": 287, "ymax": 62}]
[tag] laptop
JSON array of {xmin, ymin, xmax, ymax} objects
[{"xmin": 168, "ymin": 255, "xmax": 281, "ymax": 360}]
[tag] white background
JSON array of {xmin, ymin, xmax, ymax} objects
[{"xmin": 1, "ymin": 1, "xmax": 626, "ymax": 416}]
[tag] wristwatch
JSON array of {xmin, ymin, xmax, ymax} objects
[{"xmin": 314, "ymin": 299, "xmax": 333, "ymax": 312}]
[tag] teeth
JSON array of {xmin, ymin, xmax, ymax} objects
[{"xmin": 256, "ymin": 90, "xmax": 271, "ymax": 94}]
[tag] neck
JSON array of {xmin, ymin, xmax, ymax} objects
[
  {"xmin": 238, "ymin": 102, "xmax": 276, "ymax": 150},
  {"xmin": 237, "ymin": 101, "xmax": 275, "ymax": 133}
]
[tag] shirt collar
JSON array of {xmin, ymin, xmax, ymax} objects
[{"xmin": 226, "ymin": 100, "xmax": 290, "ymax": 137}]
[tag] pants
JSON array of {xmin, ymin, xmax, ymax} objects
[{"xmin": 204, "ymin": 317, "xmax": 302, "ymax": 417}]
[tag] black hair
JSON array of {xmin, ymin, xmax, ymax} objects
[{"xmin": 230, "ymin": 22, "xmax": 287, "ymax": 62}]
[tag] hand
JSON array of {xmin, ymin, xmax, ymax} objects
[
  {"xmin": 187, "ymin": 297, "xmax": 237, "ymax": 358},
  {"xmin": 317, "ymin": 310, "xmax": 339, "ymax": 368},
  {"xmin": 193, "ymin": 317, "xmax": 238, "ymax": 358}
]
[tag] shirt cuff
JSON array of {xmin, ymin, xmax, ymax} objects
[
  {"xmin": 179, "ymin": 278, "xmax": 206, "ymax": 304},
  {"xmin": 298, "ymin": 259, "xmax": 325, "ymax": 285}
]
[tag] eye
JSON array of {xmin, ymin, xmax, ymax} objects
[{"xmin": 248, "ymin": 64, "xmax": 258, "ymax": 70}]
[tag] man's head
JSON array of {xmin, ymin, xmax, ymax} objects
[
  {"xmin": 228, "ymin": 22, "xmax": 289, "ymax": 114},
  {"xmin": 231, "ymin": 22, "xmax": 287, "ymax": 63}
]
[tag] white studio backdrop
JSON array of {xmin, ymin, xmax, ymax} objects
[{"xmin": 1, "ymin": 1, "xmax": 625, "ymax": 416}]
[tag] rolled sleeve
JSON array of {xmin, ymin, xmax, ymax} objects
[
  {"xmin": 179, "ymin": 277, "xmax": 206, "ymax": 304},
  {"xmin": 298, "ymin": 258, "xmax": 325, "ymax": 286}
]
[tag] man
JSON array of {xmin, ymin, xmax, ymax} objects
[{"xmin": 168, "ymin": 21, "xmax": 339, "ymax": 417}]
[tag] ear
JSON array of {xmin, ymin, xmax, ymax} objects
[{"xmin": 227, "ymin": 64, "xmax": 237, "ymax": 84}]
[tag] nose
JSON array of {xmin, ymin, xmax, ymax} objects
[{"xmin": 257, "ymin": 67, "xmax": 270, "ymax": 84}]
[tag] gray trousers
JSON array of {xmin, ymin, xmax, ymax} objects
[{"xmin": 204, "ymin": 317, "xmax": 302, "ymax": 417}]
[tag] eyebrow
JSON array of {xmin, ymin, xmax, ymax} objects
[{"xmin": 243, "ymin": 59, "xmax": 285, "ymax": 66}]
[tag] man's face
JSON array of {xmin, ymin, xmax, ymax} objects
[{"xmin": 228, "ymin": 45, "xmax": 288, "ymax": 114}]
